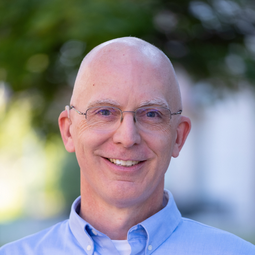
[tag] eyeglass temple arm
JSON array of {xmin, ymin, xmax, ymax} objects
[
  {"xmin": 65, "ymin": 105, "xmax": 87, "ymax": 118},
  {"xmin": 171, "ymin": 110, "xmax": 182, "ymax": 116},
  {"xmin": 65, "ymin": 105, "xmax": 70, "ymax": 118}
]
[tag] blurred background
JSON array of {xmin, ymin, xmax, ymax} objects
[{"xmin": 0, "ymin": 0, "xmax": 255, "ymax": 246}]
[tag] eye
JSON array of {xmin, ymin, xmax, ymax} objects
[
  {"xmin": 92, "ymin": 107, "xmax": 120, "ymax": 118},
  {"xmin": 97, "ymin": 108, "xmax": 111, "ymax": 116},
  {"xmin": 137, "ymin": 108, "xmax": 164, "ymax": 120},
  {"xmin": 146, "ymin": 111, "xmax": 160, "ymax": 118},
  {"xmin": 144, "ymin": 109, "xmax": 162, "ymax": 118},
  {"xmin": 86, "ymin": 106, "xmax": 120, "ymax": 123}
]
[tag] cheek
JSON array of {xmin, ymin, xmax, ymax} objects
[
  {"xmin": 72, "ymin": 121, "xmax": 110, "ymax": 158},
  {"xmin": 76, "ymin": 120, "xmax": 90, "ymax": 137},
  {"xmin": 73, "ymin": 120, "xmax": 100, "ymax": 147},
  {"xmin": 154, "ymin": 131, "xmax": 175, "ymax": 161}
]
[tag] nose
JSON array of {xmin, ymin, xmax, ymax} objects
[
  {"xmin": 120, "ymin": 110, "xmax": 136, "ymax": 123},
  {"xmin": 112, "ymin": 112, "xmax": 141, "ymax": 148}
]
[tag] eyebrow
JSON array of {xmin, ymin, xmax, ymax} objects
[
  {"xmin": 87, "ymin": 99, "xmax": 121, "ymax": 108},
  {"xmin": 86, "ymin": 98, "xmax": 169, "ymax": 109},
  {"xmin": 139, "ymin": 99, "xmax": 169, "ymax": 108}
]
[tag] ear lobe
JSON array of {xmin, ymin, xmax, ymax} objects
[
  {"xmin": 172, "ymin": 116, "xmax": 191, "ymax": 158},
  {"xmin": 58, "ymin": 110, "xmax": 75, "ymax": 152}
]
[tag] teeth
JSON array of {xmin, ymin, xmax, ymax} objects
[{"xmin": 109, "ymin": 158, "xmax": 140, "ymax": 167}]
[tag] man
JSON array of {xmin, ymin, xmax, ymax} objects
[{"xmin": 1, "ymin": 37, "xmax": 254, "ymax": 254}]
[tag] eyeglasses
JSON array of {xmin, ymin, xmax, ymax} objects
[{"xmin": 68, "ymin": 105, "xmax": 182, "ymax": 132}]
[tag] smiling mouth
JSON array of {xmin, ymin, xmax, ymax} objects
[{"xmin": 108, "ymin": 158, "xmax": 140, "ymax": 167}]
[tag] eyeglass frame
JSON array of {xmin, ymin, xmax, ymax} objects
[{"xmin": 66, "ymin": 105, "xmax": 182, "ymax": 122}]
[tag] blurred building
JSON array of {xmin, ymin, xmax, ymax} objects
[{"xmin": 165, "ymin": 68, "xmax": 255, "ymax": 242}]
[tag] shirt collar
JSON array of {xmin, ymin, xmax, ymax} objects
[
  {"xmin": 139, "ymin": 190, "xmax": 182, "ymax": 253},
  {"xmin": 68, "ymin": 190, "xmax": 182, "ymax": 254},
  {"xmin": 69, "ymin": 197, "xmax": 95, "ymax": 254}
]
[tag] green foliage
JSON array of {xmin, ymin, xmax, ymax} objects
[
  {"xmin": 0, "ymin": 0, "xmax": 255, "ymax": 136},
  {"xmin": 58, "ymin": 152, "xmax": 80, "ymax": 214}
]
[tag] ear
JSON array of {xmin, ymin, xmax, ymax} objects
[
  {"xmin": 58, "ymin": 108, "xmax": 75, "ymax": 153},
  {"xmin": 172, "ymin": 116, "xmax": 191, "ymax": 158}
]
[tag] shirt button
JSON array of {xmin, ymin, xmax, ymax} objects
[
  {"xmin": 92, "ymin": 229, "xmax": 98, "ymax": 235},
  {"xmin": 87, "ymin": 245, "xmax": 92, "ymax": 251},
  {"xmin": 148, "ymin": 245, "xmax": 152, "ymax": 250}
]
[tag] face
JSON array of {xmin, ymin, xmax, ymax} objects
[{"xmin": 59, "ymin": 45, "xmax": 190, "ymax": 209}]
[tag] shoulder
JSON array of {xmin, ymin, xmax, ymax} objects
[
  {"xmin": 164, "ymin": 217, "xmax": 255, "ymax": 254},
  {"xmin": 0, "ymin": 220, "xmax": 79, "ymax": 255}
]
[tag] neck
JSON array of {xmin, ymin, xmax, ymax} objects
[{"xmin": 79, "ymin": 183, "xmax": 164, "ymax": 240}]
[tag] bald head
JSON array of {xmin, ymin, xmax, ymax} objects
[{"xmin": 71, "ymin": 37, "xmax": 182, "ymax": 112}]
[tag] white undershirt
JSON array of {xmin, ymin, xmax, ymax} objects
[
  {"xmin": 112, "ymin": 240, "xmax": 131, "ymax": 255},
  {"xmin": 111, "ymin": 192, "xmax": 169, "ymax": 255}
]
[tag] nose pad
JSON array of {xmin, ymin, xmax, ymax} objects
[
  {"xmin": 133, "ymin": 113, "xmax": 137, "ymax": 123},
  {"xmin": 113, "ymin": 111, "xmax": 141, "ymax": 147},
  {"xmin": 120, "ymin": 111, "xmax": 136, "ymax": 124}
]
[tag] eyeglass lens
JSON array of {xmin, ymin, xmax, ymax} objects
[{"xmin": 85, "ymin": 106, "xmax": 171, "ymax": 132}]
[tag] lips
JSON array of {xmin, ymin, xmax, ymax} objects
[{"xmin": 108, "ymin": 158, "xmax": 140, "ymax": 167}]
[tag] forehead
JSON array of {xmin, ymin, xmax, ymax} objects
[
  {"xmin": 72, "ymin": 43, "xmax": 180, "ymax": 110},
  {"xmin": 76, "ymin": 67, "xmax": 173, "ymax": 110}
]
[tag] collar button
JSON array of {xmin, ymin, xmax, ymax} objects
[{"xmin": 92, "ymin": 229, "xmax": 98, "ymax": 235}]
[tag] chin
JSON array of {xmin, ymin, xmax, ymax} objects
[{"xmin": 104, "ymin": 184, "xmax": 151, "ymax": 207}]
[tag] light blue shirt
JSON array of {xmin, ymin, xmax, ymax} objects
[{"xmin": 1, "ymin": 190, "xmax": 254, "ymax": 254}]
